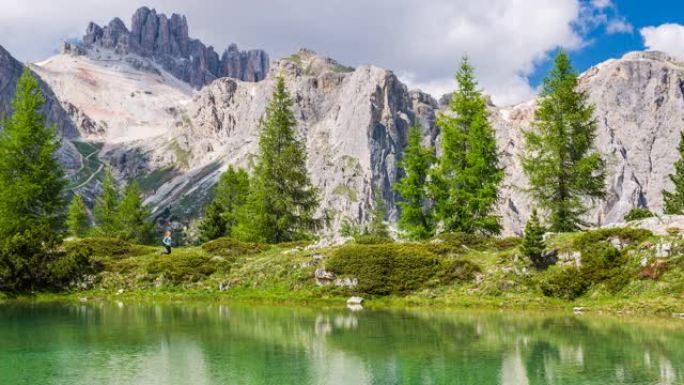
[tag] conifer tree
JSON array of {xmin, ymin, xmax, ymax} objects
[
  {"xmin": 367, "ymin": 187, "xmax": 390, "ymax": 239},
  {"xmin": 240, "ymin": 77, "xmax": 319, "ymax": 243},
  {"xmin": 199, "ymin": 201, "xmax": 227, "ymax": 242},
  {"xmin": 663, "ymin": 132, "xmax": 684, "ymax": 214},
  {"xmin": 117, "ymin": 182, "xmax": 154, "ymax": 244},
  {"xmin": 395, "ymin": 122, "xmax": 436, "ymax": 239},
  {"xmin": 521, "ymin": 50, "xmax": 606, "ymax": 232},
  {"xmin": 67, "ymin": 195, "xmax": 89, "ymax": 238},
  {"xmin": 199, "ymin": 166, "xmax": 250, "ymax": 242},
  {"xmin": 93, "ymin": 167, "xmax": 120, "ymax": 236},
  {"xmin": 521, "ymin": 209, "xmax": 546, "ymax": 269},
  {"xmin": 0, "ymin": 69, "xmax": 67, "ymax": 289},
  {"xmin": 434, "ymin": 57, "xmax": 503, "ymax": 235}
]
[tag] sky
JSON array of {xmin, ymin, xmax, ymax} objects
[{"xmin": 0, "ymin": 0, "xmax": 682, "ymax": 106}]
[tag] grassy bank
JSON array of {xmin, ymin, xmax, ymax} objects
[{"xmin": 4, "ymin": 228, "xmax": 684, "ymax": 317}]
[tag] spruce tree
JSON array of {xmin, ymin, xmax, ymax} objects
[
  {"xmin": 93, "ymin": 167, "xmax": 120, "ymax": 237},
  {"xmin": 67, "ymin": 195, "xmax": 89, "ymax": 238},
  {"xmin": 240, "ymin": 77, "xmax": 319, "ymax": 243},
  {"xmin": 0, "ymin": 69, "xmax": 67, "ymax": 290},
  {"xmin": 663, "ymin": 131, "xmax": 684, "ymax": 214},
  {"xmin": 395, "ymin": 122, "xmax": 436, "ymax": 239},
  {"xmin": 117, "ymin": 182, "xmax": 154, "ymax": 244},
  {"xmin": 434, "ymin": 57, "xmax": 503, "ymax": 235},
  {"xmin": 521, "ymin": 50, "xmax": 606, "ymax": 232},
  {"xmin": 199, "ymin": 166, "xmax": 250, "ymax": 242},
  {"xmin": 521, "ymin": 209, "xmax": 546, "ymax": 269}
]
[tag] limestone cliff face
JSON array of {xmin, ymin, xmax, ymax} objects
[
  {"xmin": 494, "ymin": 51, "xmax": 684, "ymax": 234},
  {"xmin": 82, "ymin": 6, "xmax": 270, "ymax": 88},
  {"xmin": 6, "ymin": 22, "xmax": 684, "ymax": 237},
  {"xmin": 156, "ymin": 49, "xmax": 437, "ymax": 230}
]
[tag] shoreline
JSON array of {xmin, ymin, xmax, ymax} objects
[{"xmin": 4, "ymin": 288, "xmax": 683, "ymax": 321}]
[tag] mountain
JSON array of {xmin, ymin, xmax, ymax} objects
[
  {"xmin": 82, "ymin": 6, "xmax": 269, "ymax": 88},
  {"xmin": 2, "ymin": 6, "xmax": 684, "ymax": 237}
]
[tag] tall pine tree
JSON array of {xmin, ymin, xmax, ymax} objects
[
  {"xmin": 239, "ymin": 77, "xmax": 319, "ymax": 243},
  {"xmin": 521, "ymin": 50, "xmax": 605, "ymax": 232},
  {"xmin": 117, "ymin": 181, "xmax": 154, "ymax": 244},
  {"xmin": 663, "ymin": 131, "xmax": 684, "ymax": 214},
  {"xmin": 433, "ymin": 57, "xmax": 502, "ymax": 235},
  {"xmin": 395, "ymin": 122, "xmax": 436, "ymax": 239},
  {"xmin": 199, "ymin": 166, "xmax": 250, "ymax": 241},
  {"xmin": 93, "ymin": 167, "xmax": 120, "ymax": 237},
  {"xmin": 67, "ymin": 195, "xmax": 89, "ymax": 238},
  {"xmin": 0, "ymin": 69, "xmax": 67, "ymax": 290}
]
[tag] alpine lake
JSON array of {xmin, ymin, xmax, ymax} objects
[{"xmin": 0, "ymin": 301, "xmax": 682, "ymax": 385}]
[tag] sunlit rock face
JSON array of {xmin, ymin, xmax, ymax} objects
[
  {"xmin": 495, "ymin": 51, "xmax": 684, "ymax": 234},
  {"xmin": 82, "ymin": 6, "xmax": 270, "ymax": 88},
  {"xmin": 3, "ymin": 3, "xmax": 684, "ymax": 239}
]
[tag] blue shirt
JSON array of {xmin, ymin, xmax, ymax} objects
[{"xmin": 163, "ymin": 236, "xmax": 172, "ymax": 246}]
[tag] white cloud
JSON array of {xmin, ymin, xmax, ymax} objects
[
  {"xmin": 606, "ymin": 19, "xmax": 633, "ymax": 34},
  {"xmin": 0, "ymin": 0, "xmax": 628, "ymax": 106},
  {"xmin": 641, "ymin": 24, "xmax": 684, "ymax": 58}
]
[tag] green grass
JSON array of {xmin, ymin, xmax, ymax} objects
[
  {"xmin": 168, "ymin": 140, "xmax": 191, "ymax": 169},
  {"xmin": 6, "ymin": 229, "xmax": 683, "ymax": 317}
]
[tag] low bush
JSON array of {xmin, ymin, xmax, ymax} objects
[
  {"xmin": 426, "ymin": 232, "xmax": 490, "ymax": 255},
  {"xmin": 440, "ymin": 259, "xmax": 481, "ymax": 283},
  {"xmin": 540, "ymin": 266, "xmax": 590, "ymax": 300},
  {"xmin": 573, "ymin": 228, "xmax": 652, "ymax": 252},
  {"xmin": 326, "ymin": 244, "xmax": 446, "ymax": 295},
  {"xmin": 624, "ymin": 208, "xmax": 655, "ymax": 221},
  {"xmin": 146, "ymin": 253, "xmax": 231, "ymax": 284},
  {"xmin": 46, "ymin": 245, "xmax": 96, "ymax": 288},
  {"xmin": 64, "ymin": 237, "xmax": 149, "ymax": 258},
  {"xmin": 353, "ymin": 234, "xmax": 393, "ymax": 245},
  {"xmin": 492, "ymin": 236, "xmax": 522, "ymax": 251},
  {"xmin": 202, "ymin": 237, "xmax": 269, "ymax": 257}
]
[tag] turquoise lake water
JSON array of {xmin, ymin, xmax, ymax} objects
[{"xmin": 0, "ymin": 302, "xmax": 682, "ymax": 384}]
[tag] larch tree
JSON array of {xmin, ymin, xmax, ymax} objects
[
  {"xmin": 0, "ymin": 69, "xmax": 67, "ymax": 290},
  {"xmin": 199, "ymin": 166, "xmax": 250, "ymax": 242},
  {"xmin": 433, "ymin": 57, "xmax": 503, "ymax": 235},
  {"xmin": 521, "ymin": 50, "xmax": 605, "ymax": 232},
  {"xmin": 239, "ymin": 76, "xmax": 319, "ymax": 243},
  {"xmin": 92, "ymin": 167, "xmax": 120, "ymax": 237},
  {"xmin": 117, "ymin": 181, "xmax": 154, "ymax": 244},
  {"xmin": 395, "ymin": 122, "xmax": 436, "ymax": 239},
  {"xmin": 67, "ymin": 195, "xmax": 89, "ymax": 238}
]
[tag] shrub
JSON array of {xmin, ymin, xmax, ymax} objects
[
  {"xmin": 426, "ymin": 232, "xmax": 490, "ymax": 255},
  {"xmin": 64, "ymin": 237, "xmax": 149, "ymax": 258},
  {"xmin": 202, "ymin": 237, "xmax": 269, "ymax": 257},
  {"xmin": 46, "ymin": 245, "xmax": 96, "ymax": 288},
  {"xmin": 146, "ymin": 253, "xmax": 230, "ymax": 284},
  {"xmin": 353, "ymin": 234, "xmax": 393, "ymax": 245},
  {"xmin": 540, "ymin": 266, "xmax": 589, "ymax": 300},
  {"xmin": 492, "ymin": 236, "xmax": 522, "ymax": 251},
  {"xmin": 326, "ymin": 244, "xmax": 445, "ymax": 295},
  {"xmin": 624, "ymin": 208, "xmax": 654, "ymax": 221},
  {"xmin": 573, "ymin": 228, "xmax": 652, "ymax": 252},
  {"xmin": 440, "ymin": 259, "xmax": 481, "ymax": 283}
]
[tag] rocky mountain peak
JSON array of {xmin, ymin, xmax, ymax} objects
[
  {"xmin": 81, "ymin": 6, "xmax": 270, "ymax": 88},
  {"xmin": 281, "ymin": 48, "xmax": 354, "ymax": 77}
]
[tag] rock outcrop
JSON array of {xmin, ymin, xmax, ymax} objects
[
  {"xmin": 82, "ymin": 6, "xmax": 270, "ymax": 88},
  {"xmin": 0, "ymin": 45, "xmax": 78, "ymax": 139}
]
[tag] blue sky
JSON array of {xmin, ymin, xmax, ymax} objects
[
  {"xmin": 0, "ymin": 0, "xmax": 683, "ymax": 105},
  {"xmin": 531, "ymin": 0, "xmax": 683, "ymax": 86}
]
